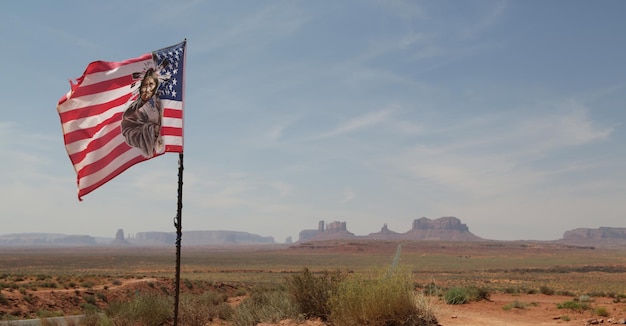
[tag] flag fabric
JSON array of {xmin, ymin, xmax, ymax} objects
[{"xmin": 57, "ymin": 40, "xmax": 186, "ymax": 200}]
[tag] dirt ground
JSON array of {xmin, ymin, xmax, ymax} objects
[
  {"xmin": 432, "ymin": 292, "xmax": 625, "ymax": 326},
  {"xmin": 3, "ymin": 242, "xmax": 626, "ymax": 325},
  {"xmin": 2, "ymin": 276, "xmax": 626, "ymax": 325},
  {"xmin": 255, "ymin": 293, "xmax": 626, "ymax": 326}
]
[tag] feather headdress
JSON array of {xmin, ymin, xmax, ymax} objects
[{"xmin": 129, "ymin": 54, "xmax": 171, "ymax": 99}]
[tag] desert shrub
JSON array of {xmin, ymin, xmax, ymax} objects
[
  {"xmin": 556, "ymin": 300, "xmax": 591, "ymax": 312},
  {"xmin": 286, "ymin": 268, "xmax": 346, "ymax": 320},
  {"xmin": 443, "ymin": 286, "xmax": 490, "ymax": 304},
  {"xmin": 79, "ymin": 303, "xmax": 101, "ymax": 326},
  {"xmin": 467, "ymin": 286, "xmax": 490, "ymax": 301},
  {"xmin": 80, "ymin": 281, "xmax": 95, "ymax": 288},
  {"xmin": 503, "ymin": 287, "xmax": 519, "ymax": 294},
  {"xmin": 232, "ymin": 290, "xmax": 298, "ymax": 326},
  {"xmin": 83, "ymin": 294, "xmax": 97, "ymax": 305},
  {"xmin": 594, "ymin": 306, "xmax": 609, "ymax": 317},
  {"xmin": 36, "ymin": 309, "xmax": 64, "ymax": 318},
  {"xmin": 178, "ymin": 291, "xmax": 233, "ymax": 326},
  {"xmin": 0, "ymin": 292, "xmax": 8, "ymax": 306},
  {"xmin": 421, "ymin": 282, "xmax": 441, "ymax": 296},
  {"xmin": 105, "ymin": 293, "xmax": 172, "ymax": 326},
  {"xmin": 443, "ymin": 287, "xmax": 468, "ymax": 305},
  {"xmin": 96, "ymin": 292, "xmax": 107, "ymax": 302},
  {"xmin": 328, "ymin": 268, "xmax": 438, "ymax": 326},
  {"xmin": 503, "ymin": 300, "xmax": 529, "ymax": 310},
  {"xmin": 183, "ymin": 278, "xmax": 193, "ymax": 289},
  {"xmin": 23, "ymin": 294, "xmax": 35, "ymax": 304},
  {"xmin": 539, "ymin": 285, "xmax": 555, "ymax": 295},
  {"xmin": 37, "ymin": 281, "xmax": 58, "ymax": 289}
]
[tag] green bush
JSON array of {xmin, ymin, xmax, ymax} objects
[
  {"xmin": 178, "ymin": 291, "xmax": 233, "ymax": 326},
  {"xmin": 556, "ymin": 300, "xmax": 591, "ymax": 312},
  {"xmin": 503, "ymin": 300, "xmax": 528, "ymax": 310},
  {"xmin": 594, "ymin": 306, "xmax": 609, "ymax": 317},
  {"xmin": 328, "ymin": 268, "xmax": 438, "ymax": 326},
  {"xmin": 444, "ymin": 286, "xmax": 489, "ymax": 305},
  {"xmin": 105, "ymin": 293, "xmax": 172, "ymax": 326},
  {"xmin": 539, "ymin": 285, "xmax": 555, "ymax": 295},
  {"xmin": 232, "ymin": 290, "xmax": 298, "ymax": 326},
  {"xmin": 443, "ymin": 287, "xmax": 468, "ymax": 305},
  {"xmin": 285, "ymin": 268, "xmax": 345, "ymax": 320}
]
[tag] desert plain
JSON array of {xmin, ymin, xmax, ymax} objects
[{"xmin": 1, "ymin": 240, "xmax": 626, "ymax": 325}]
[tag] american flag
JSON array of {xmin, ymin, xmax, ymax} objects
[{"xmin": 57, "ymin": 41, "xmax": 186, "ymax": 200}]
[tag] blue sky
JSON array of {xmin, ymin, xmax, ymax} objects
[{"xmin": 1, "ymin": 1, "xmax": 624, "ymax": 243}]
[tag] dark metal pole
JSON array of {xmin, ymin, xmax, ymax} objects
[{"xmin": 173, "ymin": 153, "xmax": 184, "ymax": 325}]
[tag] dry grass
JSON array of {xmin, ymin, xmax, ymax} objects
[{"xmin": 1, "ymin": 240, "xmax": 626, "ymax": 321}]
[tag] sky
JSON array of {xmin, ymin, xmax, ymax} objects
[{"xmin": 1, "ymin": 1, "xmax": 625, "ymax": 243}]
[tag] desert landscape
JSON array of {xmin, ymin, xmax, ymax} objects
[{"xmin": 1, "ymin": 239, "xmax": 626, "ymax": 325}]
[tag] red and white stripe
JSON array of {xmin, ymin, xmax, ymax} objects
[{"xmin": 57, "ymin": 53, "xmax": 183, "ymax": 200}]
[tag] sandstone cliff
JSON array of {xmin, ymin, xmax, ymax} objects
[
  {"xmin": 299, "ymin": 220, "xmax": 356, "ymax": 242},
  {"xmin": 402, "ymin": 216, "xmax": 482, "ymax": 241},
  {"xmin": 563, "ymin": 227, "xmax": 626, "ymax": 240},
  {"xmin": 135, "ymin": 230, "xmax": 274, "ymax": 245},
  {"xmin": 298, "ymin": 217, "xmax": 482, "ymax": 242}
]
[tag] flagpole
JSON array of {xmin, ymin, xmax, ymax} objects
[{"xmin": 173, "ymin": 152, "xmax": 184, "ymax": 325}]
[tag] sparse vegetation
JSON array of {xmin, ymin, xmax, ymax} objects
[
  {"xmin": 1, "ymin": 242, "xmax": 626, "ymax": 323},
  {"xmin": 539, "ymin": 285, "xmax": 555, "ymax": 295},
  {"xmin": 232, "ymin": 289, "xmax": 298, "ymax": 326},
  {"xmin": 104, "ymin": 293, "xmax": 172, "ymax": 325},
  {"xmin": 556, "ymin": 300, "xmax": 591, "ymax": 312},
  {"xmin": 594, "ymin": 306, "xmax": 609, "ymax": 317},
  {"xmin": 0, "ymin": 293, "xmax": 8, "ymax": 306},
  {"xmin": 179, "ymin": 292, "xmax": 234, "ymax": 326},
  {"xmin": 285, "ymin": 268, "xmax": 345, "ymax": 320},
  {"xmin": 443, "ymin": 286, "xmax": 490, "ymax": 305},
  {"xmin": 328, "ymin": 267, "xmax": 438, "ymax": 326}
]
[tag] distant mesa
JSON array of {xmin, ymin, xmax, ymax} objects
[
  {"xmin": 0, "ymin": 233, "xmax": 97, "ymax": 246},
  {"xmin": 4, "ymin": 219, "xmax": 626, "ymax": 248},
  {"xmin": 299, "ymin": 221, "xmax": 355, "ymax": 242},
  {"xmin": 298, "ymin": 216, "xmax": 483, "ymax": 242},
  {"xmin": 134, "ymin": 230, "xmax": 275, "ymax": 246},
  {"xmin": 561, "ymin": 227, "xmax": 626, "ymax": 246}
]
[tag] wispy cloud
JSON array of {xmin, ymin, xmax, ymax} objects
[
  {"xmin": 460, "ymin": 0, "xmax": 508, "ymax": 40},
  {"xmin": 388, "ymin": 103, "xmax": 613, "ymax": 200},
  {"xmin": 193, "ymin": 2, "xmax": 309, "ymax": 55},
  {"xmin": 315, "ymin": 107, "xmax": 396, "ymax": 139}
]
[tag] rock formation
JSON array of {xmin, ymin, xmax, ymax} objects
[
  {"xmin": 368, "ymin": 224, "xmax": 400, "ymax": 240},
  {"xmin": 402, "ymin": 216, "xmax": 482, "ymax": 241},
  {"xmin": 135, "ymin": 230, "xmax": 274, "ymax": 245},
  {"xmin": 110, "ymin": 229, "xmax": 130, "ymax": 246},
  {"xmin": 298, "ymin": 217, "xmax": 482, "ymax": 242},
  {"xmin": 0, "ymin": 233, "xmax": 97, "ymax": 246},
  {"xmin": 298, "ymin": 220, "xmax": 356, "ymax": 242},
  {"xmin": 563, "ymin": 227, "xmax": 626, "ymax": 240}
]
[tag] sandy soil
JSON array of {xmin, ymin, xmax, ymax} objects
[
  {"xmin": 3, "ymin": 279, "xmax": 625, "ymax": 325},
  {"xmin": 255, "ymin": 293, "xmax": 625, "ymax": 326},
  {"xmin": 432, "ymin": 292, "xmax": 624, "ymax": 326}
]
